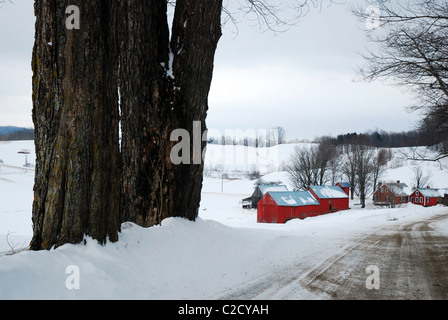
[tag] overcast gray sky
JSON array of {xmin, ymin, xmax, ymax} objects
[{"xmin": 0, "ymin": 0, "xmax": 421, "ymax": 140}]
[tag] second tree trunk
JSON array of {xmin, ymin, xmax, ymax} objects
[{"xmin": 118, "ymin": 0, "xmax": 223, "ymax": 226}]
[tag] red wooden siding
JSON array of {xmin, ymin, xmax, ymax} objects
[
  {"xmin": 257, "ymin": 186, "xmax": 350, "ymax": 224},
  {"xmin": 312, "ymin": 197, "xmax": 349, "ymax": 214},
  {"xmin": 257, "ymin": 193, "xmax": 321, "ymax": 224},
  {"xmin": 409, "ymin": 189, "xmax": 439, "ymax": 207},
  {"xmin": 372, "ymin": 182, "xmax": 410, "ymax": 205},
  {"xmin": 307, "ymin": 186, "xmax": 349, "ymax": 214}
]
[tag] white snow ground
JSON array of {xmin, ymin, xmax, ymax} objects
[{"xmin": 0, "ymin": 140, "xmax": 448, "ymax": 299}]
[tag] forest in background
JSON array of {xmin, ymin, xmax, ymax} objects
[
  {"xmin": 0, "ymin": 125, "xmax": 445, "ymax": 151},
  {"xmin": 0, "ymin": 126, "xmax": 34, "ymax": 141}
]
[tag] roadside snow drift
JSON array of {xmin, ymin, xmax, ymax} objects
[{"xmin": 1, "ymin": 202, "xmax": 447, "ymax": 299}]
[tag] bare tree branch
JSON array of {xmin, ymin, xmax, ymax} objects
[
  {"xmin": 352, "ymin": 0, "xmax": 448, "ymax": 161},
  {"xmin": 225, "ymin": 0, "xmax": 341, "ymax": 33}
]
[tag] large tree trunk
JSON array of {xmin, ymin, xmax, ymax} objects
[
  {"xmin": 30, "ymin": 1, "xmax": 120, "ymax": 250},
  {"xmin": 119, "ymin": 0, "xmax": 223, "ymax": 226}
]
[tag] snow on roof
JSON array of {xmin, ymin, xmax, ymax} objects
[
  {"xmin": 308, "ymin": 185, "xmax": 348, "ymax": 199},
  {"xmin": 268, "ymin": 191, "xmax": 320, "ymax": 207},
  {"xmin": 258, "ymin": 185, "xmax": 288, "ymax": 196},
  {"xmin": 417, "ymin": 188, "xmax": 442, "ymax": 198},
  {"xmin": 384, "ymin": 183, "xmax": 412, "ymax": 196},
  {"xmin": 337, "ymin": 182, "xmax": 351, "ymax": 188}
]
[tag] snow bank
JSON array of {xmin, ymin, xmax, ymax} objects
[
  {"xmin": 0, "ymin": 217, "xmax": 306, "ymax": 299},
  {"xmin": 2, "ymin": 194, "xmax": 447, "ymax": 300}
]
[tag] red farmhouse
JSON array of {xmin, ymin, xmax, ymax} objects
[
  {"xmin": 410, "ymin": 188, "xmax": 439, "ymax": 207},
  {"xmin": 257, "ymin": 191, "xmax": 320, "ymax": 224},
  {"xmin": 308, "ymin": 185, "xmax": 349, "ymax": 214},
  {"xmin": 373, "ymin": 181, "xmax": 411, "ymax": 205}
]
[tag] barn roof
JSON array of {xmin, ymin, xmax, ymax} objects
[
  {"xmin": 309, "ymin": 185, "xmax": 349, "ymax": 199},
  {"xmin": 337, "ymin": 182, "xmax": 351, "ymax": 188},
  {"xmin": 416, "ymin": 188, "xmax": 442, "ymax": 198},
  {"xmin": 383, "ymin": 183, "xmax": 412, "ymax": 196},
  {"xmin": 268, "ymin": 191, "xmax": 320, "ymax": 207},
  {"xmin": 258, "ymin": 185, "xmax": 288, "ymax": 196}
]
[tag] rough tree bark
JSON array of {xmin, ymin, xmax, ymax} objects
[
  {"xmin": 30, "ymin": 1, "xmax": 120, "ymax": 250},
  {"xmin": 119, "ymin": 0, "xmax": 223, "ymax": 226}
]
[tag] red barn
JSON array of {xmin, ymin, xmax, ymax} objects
[
  {"xmin": 308, "ymin": 185, "xmax": 349, "ymax": 214},
  {"xmin": 257, "ymin": 191, "xmax": 320, "ymax": 224},
  {"xmin": 410, "ymin": 188, "xmax": 439, "ymax": 207}
]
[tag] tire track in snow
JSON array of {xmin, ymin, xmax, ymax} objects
[
  {"xmin": 298, "ymin": 214, "xmax": 448, "ymax": 299},
  {"xmin": 214, "ymin": 214, "xmax": 448, "ymax": 300},
  {"xmin": 213, "ymin": 232, "xmax": 372, "ymax": 300}
]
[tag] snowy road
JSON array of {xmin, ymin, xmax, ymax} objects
[{"xmin": 217, "ymin": 214, "xmax": 448, "ymax": 300}]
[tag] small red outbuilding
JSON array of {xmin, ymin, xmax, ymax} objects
[
  {"xmin": 410, "ymin": 188, "xmax": 439, "ymax": 207},
  {"xmin": 307, "ymin": 185, "xmax": 349, "ymax": 214},
  {"xmin": 336, "ymin": 182, "xmax": 351, "ymax": 197},
  {"xmin": 257, "ymin": 191, "xmax": 320, "ymax": 224}
]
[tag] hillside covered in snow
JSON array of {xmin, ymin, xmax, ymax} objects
[{"xmin": 0, "ymin": 140, "xmax": 447, "ymax": 299}]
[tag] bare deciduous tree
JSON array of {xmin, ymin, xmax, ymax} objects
[
  {"xmin": 341, "ymin": 144, "xmax": 378, "ymax": 206},
  {"xmin": 341, "ymin": 145, "xmax": 357, "ymax": 200},
  {"xmin": 287, "ymin": 139, "xmax": 338, "ymax": 190},
  {"xmin": 353, "ymin": 145, "xmax": 376, "ymax": 208},
  {"xmin": 287, "ymin": 145, "xmax": 317, "ymax": 190},
  {"xmin": 270, "ymin": 126, "xmax": 286, "ymax": 145},
  {"xmin": 353, "ymin": 0, "xmax": 448, "ymax": 161},
  {"xmin": 412, "ymin": 165, "xmax": 432, "ymax": 189},
  {"xmin": 372, "ymin": 148, "xmax": 388, "ymax": 192}
]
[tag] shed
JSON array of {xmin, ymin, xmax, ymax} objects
[
  {"xmin": 242, "ymin": 184, "xmax": 288, "ymax": 209},
  {"xmin": 443, "ymin": 189, "xmax": 448, "ymax": 206},
  {"xmin": 308, "ymin": 185, "xmax": 349, "ymax": 214},
  {"xmin": 410, "ymin": 188, "xmax": 440, "ymax": 207},
  {"xmin": 336, "ymin": 182, "xmax": 351, "ymax": 197},
  {"xmin": 257, "ymin": 191, "xmax": 320, "ymax": 223}
]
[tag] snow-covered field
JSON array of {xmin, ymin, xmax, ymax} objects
[{"xmin": 0, "ymin": 140, "xmax": 448, "ymax": 299}]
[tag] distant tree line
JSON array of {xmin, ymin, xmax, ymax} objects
[
  {"xmin": 207, "ymin": 125, "xmax": 446, "ymax": 151},
  {"xmin": 0, "ymin": 128, "xmax": 34, "ymax": 141},
  {"xmin": 208, "ymin": 126, "xmax": 286, "ymax": 147},
  {"xmin": 329, "ymin": 127, "xmax": 445, "ymax": 149}
]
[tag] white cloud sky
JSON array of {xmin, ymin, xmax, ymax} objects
[
  {"xmin": 0, "ymin": 0, "xmax": 34, "ymax": 128},
  {"xmin": 207, "ymin": 0, "xmax": 421, "ymax": 139},
  {"xmin": 0, "ymin": 0, "xmax": 422, "ymax": 140}
]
